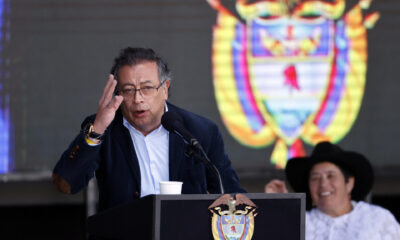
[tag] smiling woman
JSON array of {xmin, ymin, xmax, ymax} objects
[
  {"xmin": 265, "ymin": 141, "xmax": 400, "ymax": 240},
  {"xmin": 308, "ymin": 162, "xmax": 355, "ymax": 217}
]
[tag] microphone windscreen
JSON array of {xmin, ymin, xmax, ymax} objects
[{"xmin": 161, "ymin": 111, "xmax": 183, "ymax": 132}]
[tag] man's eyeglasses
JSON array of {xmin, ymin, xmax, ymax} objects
[{"xmin": 117, "ymin": 80, "xmax": 166, "ymax": 99}]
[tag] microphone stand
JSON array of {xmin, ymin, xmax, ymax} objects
[{"xmin": 185, "ymin": 144, "xmax": 225, "ymax": 194}]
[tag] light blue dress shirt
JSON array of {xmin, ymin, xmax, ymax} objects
[{"xmin": 122, "ymin": 117, "xmax": 170, "ymax": 197}]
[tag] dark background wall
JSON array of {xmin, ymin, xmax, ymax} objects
[{"xmin": 0, "ymin": 0, "xmax": 399, "ymax": 239}]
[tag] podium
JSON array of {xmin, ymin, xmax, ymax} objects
[{"xmin": 88, "ymin": 193, "xmax": 305, "ymax": 240}]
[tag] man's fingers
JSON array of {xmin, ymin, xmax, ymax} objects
[
  {"xmin": 100, "ymin": 75, "xmax": 116, "ymax": 104},
  {"xmin": 105, "ymin": 78, "xmax": 118, "ymax": 103},
  {"xmin": 93, "ymin": 94, "xmax": 122, "ymax": 134},
  {"xmin": 110, "ymin": 95, "xmax": 123, "ymax": 111}
]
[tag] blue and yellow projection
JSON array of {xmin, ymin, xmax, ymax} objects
[
  {"xmin": 207, "ymin": 0, "xmax": 379, "ymax": 168},
  {"xmin": 0, "ymin": 0, "xmax": 10, "ymax": 173}
]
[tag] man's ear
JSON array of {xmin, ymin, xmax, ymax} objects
[{"xmin": 163, "ymin": 80, "xmax": 170, "ymax": 100}]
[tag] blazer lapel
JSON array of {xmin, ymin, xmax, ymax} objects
[
  {"xmin": 168, "ymin": 132, "xmax": 186, "ymax": 181},
  {"xmin": 113, "ymin": 112, "xmax": 141, "ymax": 190}
]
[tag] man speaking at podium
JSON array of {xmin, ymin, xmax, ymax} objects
[{"xmin": 52, "ymin": 47, "xmax": 245, "ymax": 212}]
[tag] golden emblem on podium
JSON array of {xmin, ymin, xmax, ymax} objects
[{"xmin": 209, "ymin": 194, "xmax": 257, "ymax": 240}]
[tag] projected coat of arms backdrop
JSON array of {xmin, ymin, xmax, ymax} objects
[
  {"xmin": 0, "ymin": 0, "xmax": 10, "ymax": 173},
  {"xmin": 207, "ymin": 0, "xmax": 379, "ymax": 168}
]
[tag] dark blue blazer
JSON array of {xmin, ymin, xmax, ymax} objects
[{"xmin": 53, "ymin": 103, "xmax": 245, "ymax": 212}]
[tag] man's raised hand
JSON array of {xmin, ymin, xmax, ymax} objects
[{"xmin": 93, "ymin": 75, "xmax": 124, "ymax": 134}]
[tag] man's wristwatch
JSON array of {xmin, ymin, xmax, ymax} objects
[{"xmin": 83, "ymin": 122, "xmax": 104, "ymax": 140}]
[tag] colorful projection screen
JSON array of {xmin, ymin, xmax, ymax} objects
[
  {"xmin": 208, "ymin": 0, "xmax": 379, "ymax": 168},
  {"xmin": 1, "ymin": 0, "xmax": 400, "ymax": 174}
]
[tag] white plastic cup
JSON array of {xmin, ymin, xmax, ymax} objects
[{"xmin": 159, "ymin": 181, "xmax": 183, "ymax": 194}]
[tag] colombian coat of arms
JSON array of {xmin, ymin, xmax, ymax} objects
[
  {"xmin": 206, "ymin": 0, "xmax": 379, "ymax": 167},
  {"xmin": 209, "ymin": 194, "xmax": 257, "ymax": 240}
]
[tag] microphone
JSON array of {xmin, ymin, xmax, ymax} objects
[
  {"xmin": 161, "ymin": 111, "xmax": 201, "ymax": 149},
  {"xmin": 161, "ymin": 111, "xmax": 225, "ymax": 194}
]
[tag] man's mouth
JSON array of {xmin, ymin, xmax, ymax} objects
[{"xmin": 134, "ymin": 110, "xmax": 147, "ymax": 117}]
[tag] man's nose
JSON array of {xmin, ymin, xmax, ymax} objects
[{"xmin": 133, "ymin": 90, "xmax": 144, "ymax": 103}]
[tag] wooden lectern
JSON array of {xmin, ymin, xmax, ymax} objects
[{"xmin": 88, "ymin": 193, "xmax": 305, "ymax": 240}]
